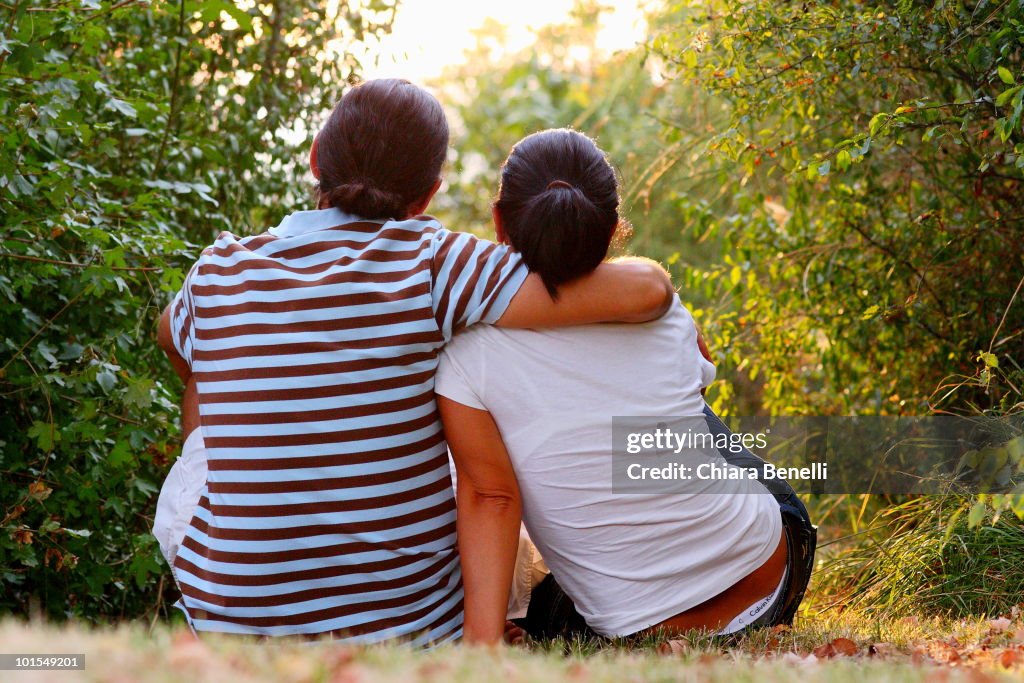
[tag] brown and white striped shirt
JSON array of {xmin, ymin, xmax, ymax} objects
[{"xmin": 167, "ymin": 207, "xmax": 527, "ymax": 644}]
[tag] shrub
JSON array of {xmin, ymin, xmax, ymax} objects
[{"xmin": 0, "ymin": 0, "xmax": 395, "ymax": 621}]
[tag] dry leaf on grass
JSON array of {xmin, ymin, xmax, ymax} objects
[
  {"xmin": 987, "ymin": 617, "xmax": 1013, "ymax": 633},
  {"xmin": 998, "ymin": 648, "xmax": 1022, "ymax": 669},
  {"xmin": 928, "ymin": 642, "xmax": 963, "ymax": 665},
  {"xmin": 813, "ymin": 637, "xmax": 860, "ymax": 659}
]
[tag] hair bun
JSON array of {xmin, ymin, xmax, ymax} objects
[
  {"xmin": 546, "ymin": 180, "xmax": 575, "ymax": 191},
  {"xmin": 325, "ymin": 182, "xmax": 406, "ymax": 219}
]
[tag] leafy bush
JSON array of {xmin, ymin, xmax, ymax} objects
[
  {"xmin": 645, "ymin": 0, "xmax": 1024, "ymax": 614},
  {"xmin": 650, "ymin": 0, "xmax": 1024, "ymax": 416},
  {"xmin": 0, "ymin": 0, "xmax": 395, "ymax": 621}
]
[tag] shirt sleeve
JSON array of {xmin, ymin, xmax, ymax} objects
[
  {"xmin": 430, "ymin": 229, "xmax": 528, "ymax": 341},
  {"xmin": 168, "ymin": 263, "xmax": 199, "ymax": 369},
  {"xmin": 435, "ymin": 342, "xmax": 487, "ymax": 410}
]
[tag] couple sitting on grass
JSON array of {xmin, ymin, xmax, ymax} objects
[{"xmin": 152, "ymin": 78, "xmax": 816, "ymax": 646}]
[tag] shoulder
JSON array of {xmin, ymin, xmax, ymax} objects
[
  {"xmin": 389, "ymin": 214, "xmax": 445, "ymax": 240},
  {"xmin": 436, "ymin": 325, "xmax": 500, "ymax": 406},
  {"xmin": 189, "ymin": 230, "xmax": 270, "ymax": 275}
]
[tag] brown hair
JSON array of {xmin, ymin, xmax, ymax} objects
[
  {"xmin": 315, "ymin": 79, "xmax": 449, "ymax": 220},
  {"xmin": 494, "ymin": 129, "xmax": 621, "ymax": 298}
]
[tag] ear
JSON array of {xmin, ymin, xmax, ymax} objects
[
  {"xmin": 492, "ymin": 204, "xmax": 509, "ymax": 244},
  {"xmin": 405, "ymin": 177, "xmax": 443, "ymax": 218},
  {"xmin": 309, "ymin": 132, "xmax": 320, "ymax": 180}
]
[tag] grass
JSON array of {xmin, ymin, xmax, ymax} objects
[
  {"xmin": 6, "ymin": 497, "xmax": 1024, "ymax": 682},
  {"xmin": 2, "ymin": 606, "xmax": 1023, "ymax": 683},
  {"xmin": 819, "ymin": 497, "xmax": 1024, "ymax": 617}
]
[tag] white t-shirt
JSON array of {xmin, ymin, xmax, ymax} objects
[{"xmin": 435, "ymin": 296, "xmax": 782, "ymax": 636}]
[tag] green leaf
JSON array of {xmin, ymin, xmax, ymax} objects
[
  {"xmin": 64, "ymin": 528, "xmax": 92, "ymax": 538},
  {"xmin": 108, "ymin": 440, "xmax": 133, "ymax": 468},
  {"xmin": 27, "ymin": 421, "xmax": 59, "ymax": 452},
  {"xmin": 836, "ymin": 149, "xmax": 852, "ymax": 170},
  {"xmin": 996, "ymin": 86, "xmax": 1021, "ymax": 107},
  {"xmin": 967, "ymin": 501, "xmax": 987, "ymax": 528},
  {"xmin": 869, "ymin": 113, "xmax": 887, "ymax": 137},
  {"xmin": 106, "ymin": 98, "xmax": 137, "ymax": 118},
  {"xmin": 997, "ymin": 66, "xmax": 1015, "ymax": 85},
  {"xmin": 96, "ymin": 368, "xmax": 117, "ymax": 393},
  {"xmin": 123, "ymin": 378, "xmax": 155, "ymax": 409},
  {"xmin": 978, "ymin": 351, "xmax": 999, "ymax": 368}
]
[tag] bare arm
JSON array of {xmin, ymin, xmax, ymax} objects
[
  {"xmin": 159, "ymin": 304, "xmax": 201, "ymax": 436},
  {"xmin": 158, "ymin": 304, "xmax": 191, "ymax": 384},
  {"xmin": 496, "ymin": 257, "xmax": 674, "ymax": 328},
  {"xmin": 438, "ymin": 396, "xmax": 522, "ymax": 646}
]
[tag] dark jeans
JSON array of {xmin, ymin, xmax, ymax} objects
[{"xmin": 515, "ymin": 405, "xmax": 817, "ymax": 641}]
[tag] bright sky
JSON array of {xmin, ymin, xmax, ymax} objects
[{"xmin": 362, "ymin": 0, "xmax": 649, "ymax": 82}]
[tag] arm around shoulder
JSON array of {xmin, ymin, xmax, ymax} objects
[{"xmin": 496, "ymin": 256, "xmax": 674, "ymax": 328}]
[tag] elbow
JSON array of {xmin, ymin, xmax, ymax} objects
[
  {"xmin": 463, "ymin": 486, "xmax": 521, "ymax": 516},
  {"xmin": 624, "ymin": 262, "xmax": 675, "ymax": 323}
]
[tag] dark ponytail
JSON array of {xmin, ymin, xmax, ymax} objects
[
  {"xmin": 494, "ymin": 129, "xmax": 621, "ymax": 298},
  {"xmin": 316, "ymin": 79, "xmax": 449, "ymax": 220}
]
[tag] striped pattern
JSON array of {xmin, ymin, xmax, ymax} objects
[{"xmin": 167, "ymin": 208, "xmax": 526, "ymax": 644}]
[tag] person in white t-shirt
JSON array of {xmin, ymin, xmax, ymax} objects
[{"xmin": 435, "ymin": 129, "xmax": 816, "ymax": 645}]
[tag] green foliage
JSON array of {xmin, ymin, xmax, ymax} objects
[
  {"xmin": 822, "ymin": 496, "xmax": 1024, "ymax": 617},
  {"xmin": 0, "ymin": 0, "xmax": 395, "ymax": 621},
  {"xmin": 650, "ymin": 0, "xmax": 1024, "ymax": 417}
]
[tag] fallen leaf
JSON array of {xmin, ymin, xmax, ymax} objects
[
  {"xmin": 813, "ymin": 642, "xmax": 835, "ymax": 658},
  {"xmin": 813, "ymin": 637, "xmax": 859, "ymax": 658},
  {"xmin": 832, "ymin": 637, "xmax": 860, "ymax": 656},
  {"xmin": 999, "ymin": 649, "xmax": 1022, "ymax": 669},
  {"xmin": 929, "ymin": 642, "xmax": 962, "ymax": 665},
  {"xmin": 988, "ymin": 617, "xmax": 1013, "ymax": 633}
]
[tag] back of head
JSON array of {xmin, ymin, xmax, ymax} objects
[
  {"xmin": 494, "ymin": 129, "xmax": 620, "ymax": 298},
  {"xmin": 316, "ymin": 79, "xmax": 449, "ymax": 220}
]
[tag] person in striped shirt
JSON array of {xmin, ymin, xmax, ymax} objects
[{"xmin": 154, "ymin": 79, "xmax": 673, "ymax": 644}]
